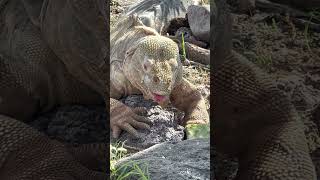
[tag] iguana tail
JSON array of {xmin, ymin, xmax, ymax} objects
[
  {"xmin": 125, "ymin": 0, "xmax": 187, "ymax": 22},
  {"xmin": 110, "ymin": 14, "xmax": 144, "ymax": 48},
  {"xmin": 124, "ymin": 0, "xmax": 201, "ymax": 33}
]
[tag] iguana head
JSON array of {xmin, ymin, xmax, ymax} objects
[{"xmin": 124, "ymin": 35, "xmax": 182, "ymax": 107}]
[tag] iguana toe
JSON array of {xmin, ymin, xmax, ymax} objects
[{"xmin": 111, "ymin": 102, "xmax": 151, "ymax": 138}]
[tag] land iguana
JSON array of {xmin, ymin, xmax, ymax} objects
[
  {"xmin": 212, "ymin": 0, "xmax": 317, "ymax": 179},
  {"xmin": 110, "ymin": 10, "xmax": 209, "ymax": 138},
  {"xmin": 0, "ymin": 0, "xmax": 107, "ymax": 178}
]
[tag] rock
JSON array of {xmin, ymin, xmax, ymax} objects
[
  {"xmin": 212, "ymin": 149, "xmax": 238, "ymax": 180},
  {"xmin": 175, "ymin": 27, "xmax": 208, "ymax": 48},
  {"xmin": 162, "ymin": 17, "xmax": 189, "ymax": 35},
  {"xmin": 238, "ymin": 0, "xmax": 255, "ymax": 13},
  {"xmin": 111, "ymin": 95, "xmax": 185, "ymax": 150},
  {"xmin": 134, "ymin": 0, "xmax": 202, "ymax": 33},
  {"xmin": 30, "ymin": 105, "xmax": 107, "ymax": 144},
  {"xmin": 115, "ymin": 139, "xmax": 211, "ymax": 180},
  {"xmin": 187, "ymin": 5, "xmax": 210, "ymax": 43}
]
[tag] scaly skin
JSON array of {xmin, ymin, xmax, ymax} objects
[
  {"xmin": 0, "ymin": 0, "xmax": 107, "ymax": 178},
  {"xmin": 0, "ymin": 0, "xmax": 108, "ymax": 119},
  {"xmin": 110, "ymin": 14, "xmax": 209, "ymax": 138},
  {"xmin": 0, "ymin": 115, "xmax": 106, "ymax": 180},
  {"xmin": 213, "ymin": 0, "xmax": 316, "ymax": 179}
]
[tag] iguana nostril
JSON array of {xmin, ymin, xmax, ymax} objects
[{"xmin": 153, "ymin": 76, "xmax": 160, "ymax": 83}]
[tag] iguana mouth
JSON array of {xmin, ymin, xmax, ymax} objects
[{"xmin": 152, "ymin": 93, "xmax": 167, "ymax": 102}]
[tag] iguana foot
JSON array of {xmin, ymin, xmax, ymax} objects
[{"xmin": 111, "ymin": 103, "xmax": 151, "ymax": 138}]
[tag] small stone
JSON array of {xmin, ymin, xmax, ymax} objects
[{"xmin": 187, "ymin": 5, "xmax": 211, "ymax": 43}]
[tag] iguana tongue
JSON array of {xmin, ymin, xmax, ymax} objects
[{"xmin": 153, "ymin": 93, "xmax": 166, "ymax": 102}]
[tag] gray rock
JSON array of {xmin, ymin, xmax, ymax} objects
[
  {"xmin": 187, "ymin": 5, "xmax": 210, "ymax": 43},
  {"xmin": 111, "ymin": 95, "xmax": 185, "ymax": 150},
  {"xmin": 132, "ymin": 0, "xmax": 202, "ymax": 33},
  {"xmin": 30, "ymin": 105, "xmax": 107, "ymax": 144},
  {"xmin": 115, "ymin": 139, "xmax": 211, "ymax": 180},
  {"xmin": 212, "ymin": 149, "xmax": 238, "ymax": 180},
  {"xmin": 238, "ymin": 0, "xmax": 255, "ymax": 12}
]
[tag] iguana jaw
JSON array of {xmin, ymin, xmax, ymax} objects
[
  {"xmin": 152, "ymin": 93, "xmax": 169, "ymax": 105},
  {"xmin": 142, "ymin": 90, "xmax": 170, "ymax": 107}
]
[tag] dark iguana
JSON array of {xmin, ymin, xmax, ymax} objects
[
  {"xmin": 0, "ymin": 0, "xmax": 108, "ymax": 120},
  {"xmin": 0, "ymin": 0, "xmax": 107, "ymax": 179},
  {"xmin": 212, "ymin": 0, "xmax": 317, "ymax": 179}
]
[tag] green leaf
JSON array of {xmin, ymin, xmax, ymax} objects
[{"xmin": 185, "ymin": 124, "xmax": 210, "ymax": 139}]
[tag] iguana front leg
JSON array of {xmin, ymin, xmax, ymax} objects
[
  {"xmin": 170, "ymin": 78, "xmax": 209, "ymax": 126},
  {"xmin": 110, "ymin": 98, "xmax": 151, "ymax": 138},
  {"xmin": 110, "ymin": 60, "xmax": 152, "ymax": 138}
]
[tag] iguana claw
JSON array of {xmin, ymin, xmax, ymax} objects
[{"xmin": 111, "ymin": 104, "xmax": 151, "ymax": 139}]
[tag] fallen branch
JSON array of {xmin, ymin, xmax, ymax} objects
[
  {"xmin": 123, "ymin": 144, "xmax": 144, "ymax": 153},
  {"xmin": 291, "ymin": 18, "xmax": 320, "ymax": 32},
  {"xmin": 256, "ymin": 0, "xmax": 308, "ymax": 17},
  {"xmin": 184, "ymin": 42, "xmax": 210, "ymax": 65},
  {"xmin": 166, "ymin": 35, "xmax": 208, "ymax": 48}
]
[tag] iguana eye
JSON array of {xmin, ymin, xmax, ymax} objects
[{"xmin": 153, "ymin": 76, "xmax": 160, "ymax": 83}]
